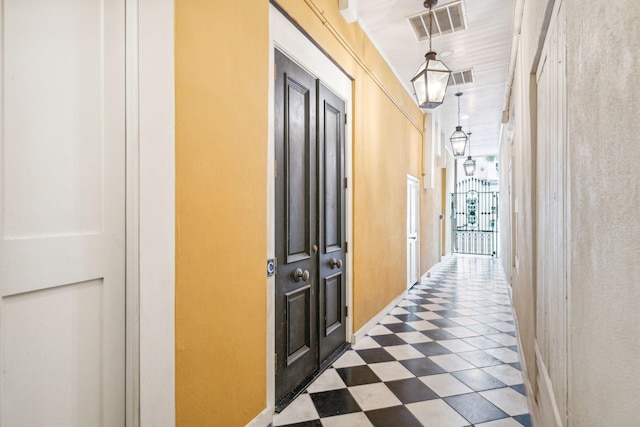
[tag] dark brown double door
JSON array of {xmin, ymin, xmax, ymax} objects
[{"xmin": 274, "ymin": 50, "xmax": 347, "ymax": 408}]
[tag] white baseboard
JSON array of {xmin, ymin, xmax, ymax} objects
[
  {"xmin": 420, "ymin": 256, "xmax": 450, "ymax": 282},
  {"xmin": 358, "ymin": 259, "xmax": 453, "ymax": 350},
  {"xmin": 351, "ymin": 290, "xmax": 407, "ymax": 344},
  {"xmin": 509, "ymin": 295, "xmax": 541, "ymax": 427},
  {"xmin": 507, "ymin": 273, "xmax": 560, "ymax": 427},
  {"xmin": 534, "ymin": 341, "xmax": 564, "ymax": 427},
  {"xmin": 245, "ymin": 406, "xmax": 272, "ymax": 427}
]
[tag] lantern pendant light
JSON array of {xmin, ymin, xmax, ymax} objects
[
  {"xmin": 464, "ymin": 132, "xmax": 477, "ymax": 176},
  {"xmin": 411, "ymin": 0, "xmax": 451, "ymax": 109},
  {"xmin": 450, "ymin": 92, "xmax": 468, "ymax": 157}
]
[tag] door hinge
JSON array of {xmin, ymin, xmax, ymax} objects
[
  {"xmin": 345, "ymin": 241, "xmax": 348, "ymax": 253},
  {"xmin": 274, "ymin": 353, "xmax": 278, "ymax": 373},
  {"xmin": 345, "ymin": 306, "xmax": 349, "ymax": 317},
  {"xmin": 344, "ymin": 177, "xmax": 348, "ymax": 188},
  {"xmin": 344, "ymin": 112, "xmax": 347, "ymax": 125}
]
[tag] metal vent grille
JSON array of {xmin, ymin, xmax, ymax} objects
[
  {"xmin": 449, "ymin": 68, "xmax": 475, "ymax": 86},
  {"xmin": 408, "ymin": 1, "xmax": 467, "ymax": 41}
]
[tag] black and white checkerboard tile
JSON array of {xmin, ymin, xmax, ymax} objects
[{"xmin": 272, "ymin": 255, "xmax": 532, "ymax": 427}]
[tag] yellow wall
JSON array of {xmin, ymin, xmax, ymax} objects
[
  {"xmin": 175, "ymin": 1, "xmax": 269, "ymax": 425},
  {"xmin": 351, "ymin": 76, "xmax": 422, "ymax": 328},
  {"xmin": 175, "ymin": 0, "xmax": 442, "ymax": 424}
]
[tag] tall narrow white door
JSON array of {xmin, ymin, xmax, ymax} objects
[
  {"xmin": 0, "ymin": 1, "xmax": 126, "ymax": 426},
  {"xmin": 407, "ymin": 176, "xmax": 420, "ymax": 288},
  {"xmin": 534, "ymin": 1, "xmax": 567, "ymax": 423}
]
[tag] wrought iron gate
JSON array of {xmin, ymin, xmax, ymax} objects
[{"xmin": 452, "ymin": 178, "xmax": 498, "ymax": 256}]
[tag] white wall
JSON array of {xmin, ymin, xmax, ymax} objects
[
  {"xmin": 565, "ymin": 1, "xmax": 640, "ymax": 425},
  {"xmin": 501, "ymin": 0, "xmax": 640, "ymax": 425}
]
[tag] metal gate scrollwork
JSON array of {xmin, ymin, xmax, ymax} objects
[{"xmin": 452, "ymin": 178, "xmax": 498, "ymax": 256}]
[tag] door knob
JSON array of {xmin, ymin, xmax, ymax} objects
[
  {"xmin": 294, "ymin": 268, "xmax": 310, "ymax": 282},
  {"xmin": 329, "ymin": 258, "xmax": 343, "ymax": 269}
]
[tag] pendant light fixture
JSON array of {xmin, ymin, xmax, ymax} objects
[
  {"xmin": 450, "ymin": 92, "xmax": 468, "ymax": 157},
  {"xmin": 464, "ymin": 132, "xmax": 476, "ymax": 176},
  {"xmin": 411, "ymin": 0, "xmax": 451, "ymax": 109}
]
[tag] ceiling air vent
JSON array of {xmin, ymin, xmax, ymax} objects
[
  {"xmin": 408, "ymin": 1, "xmax": 467, "ymax": 41},
  {"xmin": 449, "ymin": 68, "xmax": 475, "ymax": 86}
]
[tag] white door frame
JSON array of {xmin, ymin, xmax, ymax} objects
[
  {"xmin": 407, "ymin": 175, "xmax": 420, "ymax": 288},
  {"xmin": 125, "ymin": 2, "xmax": 141, "ymax": 423},
  {"xmin": 126, "ymin": 0, "xmax": 175, "ymax": 425},
  {"xmin": 257, "ymin": 5, "xmax": 354, "ymax": 425}
]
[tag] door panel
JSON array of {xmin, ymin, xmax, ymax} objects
[
  {"xmin": 323, "ymin": 273, "xmax": 343, "ymax": 335},
  {"xmin": 0, "ymin": 1, "xmax": 126, "ymax": 425},
  {"xmin": 275, "ymin": 50, "xmax": 318, "ymax": 404},
  {"xmin": 286, "ymin": 79, "xmax": 313, "ymax": 262},
  {"xmin": 322, "ymin": 103, "xmax": 341, "ymax": 250},
  {"xmin": 318, "ymin": 83, "xmax": 346, "ymax": 363},
  {"xmin": 286, "ymin": 285, "xmax": 313, "ymax": 365},
  {"xmin": 3, "ymin": 279, "xmax": 105, "ymax": 426}
]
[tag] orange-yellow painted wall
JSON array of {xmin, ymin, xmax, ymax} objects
[
  {"xmin": 175, "ymin": 1, "xmax": 268, "ymax": 425},
  {"xmin": 351, "ymin": 78, "xmax": 422, "ymax": 328},
  {"xmin": 175, "ymin": 0, "xmax": 443, "ymax": 424}
]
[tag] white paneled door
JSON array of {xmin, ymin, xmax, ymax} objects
[
  {"xmin": 534, "ymin": 1, "xmax": 567, "ymax": 424},
  {"xmin": 0, "ymin": 1, "xmax": 126, "ymax": 426},
  {"xmin": 407, "ymin": 176, "xmax": 420, "ymax": 289}
]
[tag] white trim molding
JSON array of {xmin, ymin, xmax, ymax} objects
[
  {"xmin": 535, "ymin": 341, "xmax": 564, "ymax": 427},
  {"xmin": 135, "ymin": 0, "xmax": 176, "ymax": 425},
  {"xmin": 125, "ymin": 0, "xmax": 141, "ymax": 425},
  {"xmin": 352, "ymin": 291, "xmax": 407, "ymax": 345}
]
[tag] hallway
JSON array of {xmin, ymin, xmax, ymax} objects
[{"xmin": 272, "ymin": 255, "xmax": 530, "ymax": 427}]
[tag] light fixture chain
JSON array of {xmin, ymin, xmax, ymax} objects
[{"xmin": 429, "ymin": 3, "xmax": 433, "ymax": 52}]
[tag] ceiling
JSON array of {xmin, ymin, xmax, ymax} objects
[{"xmin": 356, "ymin": 0, "xmax": 517, "ymax": 156}]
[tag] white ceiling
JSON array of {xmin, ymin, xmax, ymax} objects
[{"xmin": 356, "ymin": 0, "xmax": 516, "ymax": 156}]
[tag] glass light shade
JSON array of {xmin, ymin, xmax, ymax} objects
[
  {"xmin": 450, "ymin": 126, "xmax": 468, "ymax": 157},
  {"xmin": 464, "ymin": 156, "xmax": 476, "ymax": 176},
  {"xmin": 411, "ymin": 52, "xmax": 451, "ymax": 109}
]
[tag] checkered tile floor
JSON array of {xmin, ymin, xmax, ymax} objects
[{"xmin": 272, "ymin": 255, "xmax": 531, "ymax": 427}]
